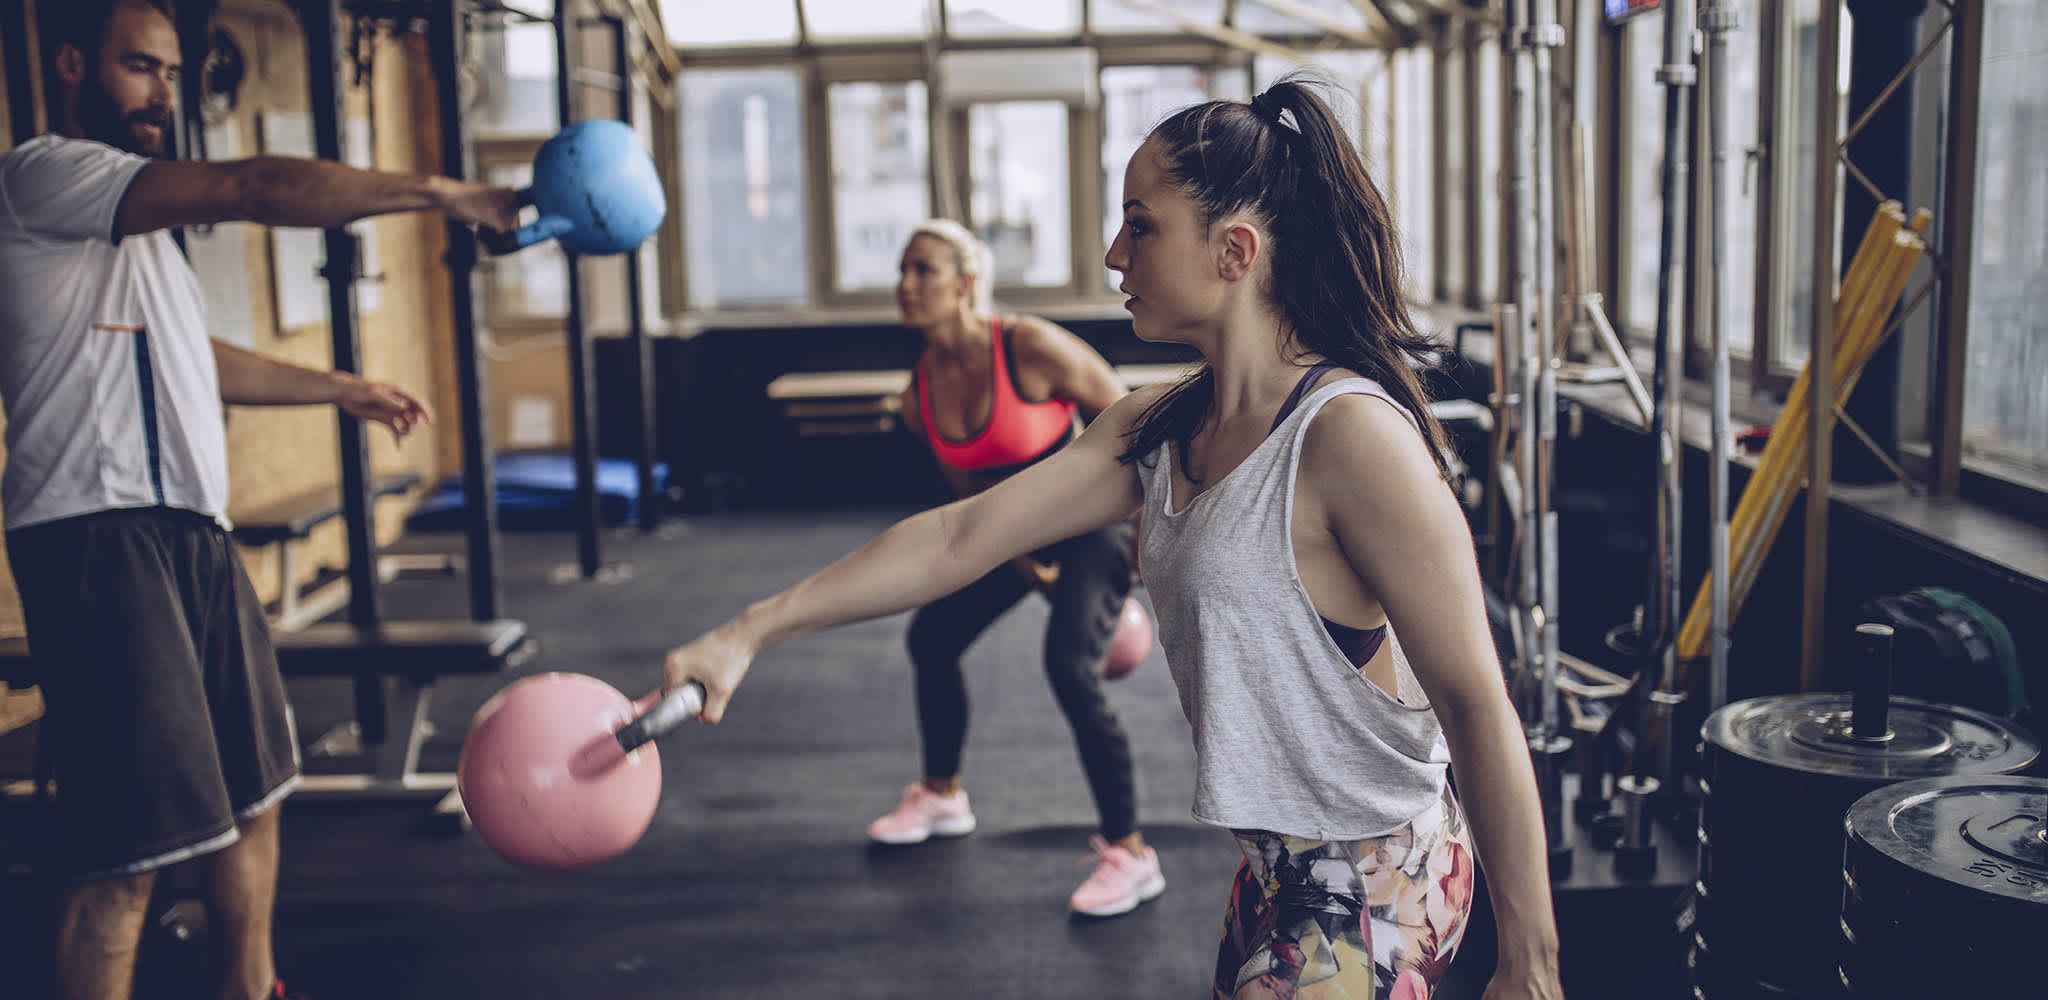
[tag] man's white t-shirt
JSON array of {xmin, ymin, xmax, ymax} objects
[{"xmin": 0, "ymin": 135, "xmax": 230, "ymax": 531}]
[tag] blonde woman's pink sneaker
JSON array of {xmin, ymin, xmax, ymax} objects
[{"xmin": 867, "ymin": 783, "xmax": 976, "ymax": 845}]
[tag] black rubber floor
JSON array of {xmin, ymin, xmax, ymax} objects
[{"xmin": 2, "ymin": 509, "xmax": 1693, "ymax": 998}]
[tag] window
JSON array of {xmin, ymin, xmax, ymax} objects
[
  {"xmin": 657, "ymin": 0, "xmax": 798, "ymax": 47},
  {"xmin": 1472, "ymin": 38, "xmax": 1501, "ymax": 305},
  {"xmin": 1388, "ymin": 47, "xmax": 1435, "ymax": 301},
  {"xmin": 1100, "ymin": 65, "xmax": 1247, "ymax": 290},
  {"xmin": 828, "ymin": 81, "xmax": 931, "ymax": 293},
  {"xmin": 1962, "ymin": 0, "xmax": 2048, "ymax": 482},
  {"xmin": 1236, "ymin": 0, "xmax": 1367, "ymax": 37},
  {"xmin": 482, "ymin": 155, "xmax": 568, "ymax": 319},
  {"xmin": 947, "ymin": 0, "xmax": 1082, "ymax": 38},
  {"xmin": 1437, "ymin": 41, "xmax": 1467, "ymax": 304},
  {"xmin": 967, "ymin": 101, "xmax": 1070, "ymax": 288},
  {"xmin": 1092, "ymin": 0, "xmax": 1225, "ymax": 33},
  {"xmin": 1714, "ymin": 0, "xmax": 1762, "ymax": 358},
  {"xmin": 1253, "ymin": 52, "xmax": 1376, "ymax": 142},
  {"xmin": 473, "ymin": 16, "xmax": 558, "ymax": 137},
  {"xmin": 1770, "ymin": 0, "xmax": 1851, "ymax": 369},
  {"xmin": 1621, "ymin": 12, "xmax": 1666, "ymax": 335},
  {"xmin": 681, "ymin": 68, "xmax": 809, "ymax": 309},
  {"xmin": 807, "ymin": 1, "xmax": 930, "ymax": 40}
]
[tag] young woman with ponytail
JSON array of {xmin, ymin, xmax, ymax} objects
[{"xmin": 656, "ymin": 80, "xmax": 1563, "ymax": 998}]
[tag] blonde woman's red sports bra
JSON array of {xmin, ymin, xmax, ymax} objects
[{"xmin": 916, "ymin": 317, "xmax": 1078, "ymax": 472}]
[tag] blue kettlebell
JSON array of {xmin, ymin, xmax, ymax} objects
[{"xmin": 499, "ymin": 119, "xmax": 665, "ymax": 256}]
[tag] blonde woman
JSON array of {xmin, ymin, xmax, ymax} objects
[{"xmin": 866, "ymin": 220, "xmax": 1164, "ymax": 918}]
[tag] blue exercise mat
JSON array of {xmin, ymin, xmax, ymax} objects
[{"xmin": 406, "ymin": 452, "xmax": 669, "ymax": 532}]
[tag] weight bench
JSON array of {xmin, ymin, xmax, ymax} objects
[
  {"xmin": 282, "ymin": 618, "xmax": 533, "ymax": 813},
  {"xmin": 231, "ymin": 472, "xmax": 444, "ymax": 632},
  {"xmin": 765, "ymin": 362, "xmax": 1201, "ymax": 437}
]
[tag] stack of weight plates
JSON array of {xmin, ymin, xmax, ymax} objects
[
  {"xmin": 1693, "ymin": 694, "xmax": 2038, "ymax": 998},
  {"xmin": 1838, "ymin": 775, "xmax": 2047, "ymax": 998}
]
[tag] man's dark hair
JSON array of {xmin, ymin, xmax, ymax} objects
[{"xmin": 42, "ymin": 0, "xmax": 175, "ymax": 83}]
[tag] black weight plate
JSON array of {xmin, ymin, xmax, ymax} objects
[
  {"xmin": 1839, "ymin": 888, "xmax": 2037, "ymax": 977},
  {"xmin": 1688, "ymin": 932, "xmax": 1813, "ymax": 999},
  {"xmin": 1844, "ymin": 775, "xmax": 2048, "ymax": 931},
  {"xmin": 1837, "ymin": 927, "xmax": 2028, "ymax": 1000},
  {"xmin": 1691, "ymin": 878, "xmax": 1810, "ymax": 972},
  {"xmin": 1701, "ymin": 694, "xmax": 2039, "ymax": 783}
]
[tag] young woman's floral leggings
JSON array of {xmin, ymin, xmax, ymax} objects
[{"xmin": 1215, "ymin": 786, "xmax": 1476, "ymax": 1000}]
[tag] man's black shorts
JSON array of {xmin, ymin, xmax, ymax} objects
[{"xmin": 8, "ymin": 506, "xmax": 299, "ymax": 880}]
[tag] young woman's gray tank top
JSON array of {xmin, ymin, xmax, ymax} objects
[{"xmin": 1138, "ymin": 377, "xmax": 1451, "ymax": 840}]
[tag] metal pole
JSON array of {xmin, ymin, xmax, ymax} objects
[
  {"xmin": 301, "ymin": 0, "xmax": 385, "ymax": 738},
  {"xmin": 1522, "ymin": 0, "xmax": 1573, "ymax": 873},
  {"xmin": 555, "ymin": 0, "xmax": 603, "ymax": 576},
  {"xmin": 1933, "ymin": 0, "xmax": 1984, "ymax": 497},
  {"xmin": 427, "ymin": 0, "xmax": 502, "ymax": 621},
  {"xmin": 611, "ymin": 17, "xmax": 660, "ymax": 534},
  {"xmin": 1802, "ymin": 0, "xmax": 1843, "ymax": 691},
  {"xmin": 1503, "ymin": 0, "xmax": 1538, "ymax": 722},
  {"xmin": 1529, "ymin": 0, "xmax": 1564, "ymax": 746},
  {"xmin": 1701, "ymin": 0, "xmax": 1738, "ymax": 713},
  {"xmin": 1644, "ymin": 0, "xmax": 1697, "ymax": 785},
  {"xmin": 1, "ymin": 1, "xmax": 37, "ymax": 146}
]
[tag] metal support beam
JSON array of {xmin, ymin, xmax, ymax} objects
[
  {"xmin": 427, "ymin": 0, "xmax": 505, "ymax": 621},
  {"xmin": 2, "ymin": 0, "xmax": 43, "ymax": 145},
  {"xmin": 300, "ymin": 0, "xmax": 386, "ymax": 738},
  {"xmin": 1802, "ymin": 0, "xmax": 1843, "ymax": 691},
  {"xmin": 556, "ymin": 0, "xmax": 604, "ymax": 577},
  {"xmin": 1700, "ymin": 0, "xmax": 1738, "ymax": 713},
  {"xmin": 612, "ymin": 15, "xmax": 661, "ymax": 533},
  {"xmin": 1932, "ymin": 0, "xmax": 1983, "ymax": 497}
]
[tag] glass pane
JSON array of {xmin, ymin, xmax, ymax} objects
[
  {"xmin": 1360, "ymin": 57, "xmax": 1391, "ymax": 211},
  {"xmin": 484, "ymin": 162, "xmax": 568, "ymax": 316},
  {"xmin": 1092, "ymin": 0, "xmax": 1225, "ymax": 33},
  {"xmin": 474, "ymin": 22, "xmax": 559, "ymax": 137},
  {"xmin": 1253, "ymin": 50, "xmax": 1377, "ymax": 143},
  {"xmin": 1962, "ymin": 0, "xmax": 2048, "ymax": 479},
  {"xmin": 1236, "ymin": 0, "xmax": 1366, "ymax": 36},
  {"xmin": 1100, "ymin": 66, "xmax": 1246, "ymax": 290},
  {"xmin": 968, "ymin": 102, "xmax": 1070, "ymax": 288},
  {"xmin": 658, "ymin": 0, "xmax": 799, "ymax": 47},
  {"xmin": 1439, "ymin": 44, "xmax": 1467, "ymax": 303},
  {"xmin": 1771, "ymin": 0, "xmax": 1851, "ymax": 368},
  {"xmin": 830, "ymin": 81, "xmax": 931, "ymax": 293},
  {"xmin": 808, "ymin": 0, "xmax": 930, "ymax": 39},
  {"xmin": 1623, "ymin": 13, "xmax": 1664, "ymax": 335},
  {"xmin": 682, "ymin": 68, "xmax": 809, "ymax": 308},
  {"xmin": 947, "ymin": 0, "xmax": 1082, "ymax": 37},
  {"xmin": 1716, "ymin": 0, "xmax": 1761, "ymax": 357},
  {"xmin": 1473, "ymin": 41, "xmax": 1501, "ymax": 304},
  {"xmin": 1388, "ymin": 47, "xmax": 1434, "ymax": 301}
]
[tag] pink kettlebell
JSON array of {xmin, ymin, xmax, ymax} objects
[
  {"xmin": 456, "ymin": 672, "xmax": 664, "ymax": 872},
  {"xmin": 1104, "ymin": 597, "xmax": 1154, "ymax": 680}
]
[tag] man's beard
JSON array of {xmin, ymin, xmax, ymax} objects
[{"xmin": 77, "ymin": 77, "xmax": 170, "ymax": 159}]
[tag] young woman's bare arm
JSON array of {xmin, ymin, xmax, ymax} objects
[
  {"xmin": 661, "ymin": 386, "xmax": 1165, "ymax": 722},
  {"xmin": 1303, "ymin": 394, "xmax": 1563, "ymax": 998}
]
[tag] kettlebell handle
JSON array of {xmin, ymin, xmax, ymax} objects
[
  {"xmin": 480, "ymin": 186, "xmax": 566, "ymax": 256},
  {"xmin": 614, "ymin": 681, "xmax": 707, "ymax": 752}
]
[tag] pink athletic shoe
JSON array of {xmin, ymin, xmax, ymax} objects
[
  {"xmin": 1069, "ymin": 836, "xmax": 1166, "ymax": 917},
  {"xmin": 867, "ymin": 783, "xmax": 977, "ymax": 845}
]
